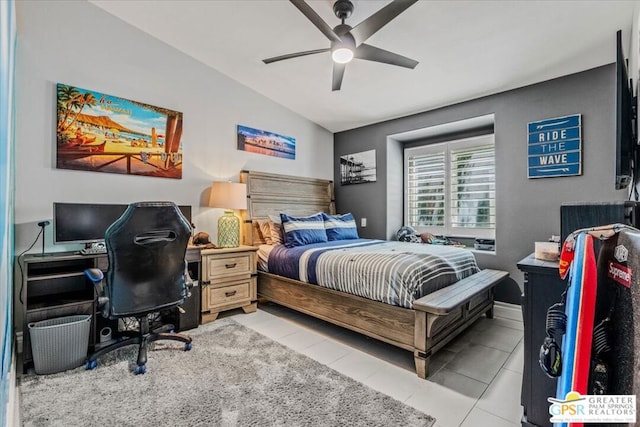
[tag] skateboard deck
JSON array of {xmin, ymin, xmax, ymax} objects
[{"xmin": 556, "ymin": 232, "xmax": 598, "ymax": 427}]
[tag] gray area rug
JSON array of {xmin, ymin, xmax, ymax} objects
[{"xmin": 20, "ymin": 318, "xmax": 435, "ymax": 427}]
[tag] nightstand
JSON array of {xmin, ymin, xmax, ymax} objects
[{"xmin": 200, "ymin": 245, "xmax": 257, "ymax": 323}]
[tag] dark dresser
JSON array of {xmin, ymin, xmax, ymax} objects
[{"xmin": 517, "ymin": 254, "xmax": 567, "ymax": 427}]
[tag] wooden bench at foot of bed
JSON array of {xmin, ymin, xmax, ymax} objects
[
  {"xmin": 257, "ymin": 268, "xmax": 509, "ymax": 378},
  {"xmin": 412, "ymin": 268, "xmax": 509, "ymax": 378}
]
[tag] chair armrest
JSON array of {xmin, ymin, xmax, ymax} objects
[
  {"xmin": 84, "ymin": 268, "xmax": 104, "ymax": 283},
  {"xmin": 84, "ymin": 268, "xmax": 110, "ymax": 317},
  {"xmin": 184, "ymin": 261, "xmax": 193, "ymax": 297}
]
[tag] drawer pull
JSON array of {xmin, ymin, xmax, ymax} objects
[
  {"xmin": 225, "ymin": 291, "xmax": 237, "ymax": 297},
  {"xmin": 225, "ymin": 263, "xmax": 237, "ymax": 269}
]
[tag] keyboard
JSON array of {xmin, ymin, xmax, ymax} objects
[{"xmin": 80, "ymin": 246, "xmax": 107, "ymax": 255}]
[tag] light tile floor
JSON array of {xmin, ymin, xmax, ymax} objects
[{"xmin": 225, "ymin": 301, "xmax": 524, "ymax": 427}]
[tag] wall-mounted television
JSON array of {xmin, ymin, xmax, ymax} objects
[
  {"xmin": 615, "ymin": 29, "xmax": 637, "ymax": 190},
  {"xmin": 53, "ymin": 202, "xmax": 192, "ymax": 246}
]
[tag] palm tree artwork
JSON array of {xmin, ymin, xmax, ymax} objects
[{"xmin": 55, "ymin": 83, "xmax": 184, "ymax": 179}]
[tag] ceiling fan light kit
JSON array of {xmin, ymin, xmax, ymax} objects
[
  {"xmin": 332, "ymin": 47, "xmax": 354, "ymax": 64},
  {"xmin": 331, "ymin": 30, "xmax": 356, "ymax": 64},
  {"xmin": 263, "ymin": 0, "xmax": 419, "ymax": 91}
]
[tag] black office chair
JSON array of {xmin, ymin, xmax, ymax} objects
[{"xmin": 84, "ymin": 201, "xmax": 193, "ymax": 374}]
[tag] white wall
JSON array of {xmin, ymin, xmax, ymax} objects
[{"xmin": 13, "ymin": 0, "xmax": 333, "ymax": 254}]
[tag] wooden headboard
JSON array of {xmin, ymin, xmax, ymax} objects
[{"xmin": 240, "ymin": 170, "xmax": 335, "ymax": 246}]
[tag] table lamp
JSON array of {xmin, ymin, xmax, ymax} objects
[{"xmin": 208, "ymin": 181, "xmax": 247, "ymax": 248}]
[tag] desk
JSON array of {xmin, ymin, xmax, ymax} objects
[
  {"xmin": 517, "ymin": 254, "xmax": 567, "ymax": 427},
  {"xmin": 15, "ymin": 247, "xmax": 201, "ymax": 374}
]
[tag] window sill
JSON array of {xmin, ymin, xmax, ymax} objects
[
  {"xmin": 423, "ymin": 243, "xmax": 496, "ymax": 256},
  {"xmin": 468, "ymin": 248, "xmax": 496, "ymax": 256}
]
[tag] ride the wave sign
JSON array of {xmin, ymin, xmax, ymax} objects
[{"xmin": 528, "ymin": 114, "xmax": 582, "ymax": 179}]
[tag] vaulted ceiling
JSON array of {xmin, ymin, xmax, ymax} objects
[{"xmin": 90, "ymin": 0, "xmax": 639, "ymax": 132}]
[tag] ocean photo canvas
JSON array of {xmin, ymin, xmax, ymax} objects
[{"xmin": 237, "ymin": 124, "xmax": 295, "ymax": 160}]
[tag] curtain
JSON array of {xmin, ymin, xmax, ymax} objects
[{"xmin": 0, "ymin": 0, "xmax": 16, "ymax": 424}]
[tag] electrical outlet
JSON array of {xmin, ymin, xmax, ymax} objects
[{"xmin": 361, "ymin": 217, "xmax": 367, "ymax": 227}]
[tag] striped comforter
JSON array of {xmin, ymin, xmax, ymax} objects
[{"xmin": 266, "ymin": 239, "xmax": 480, "ymax": 308}]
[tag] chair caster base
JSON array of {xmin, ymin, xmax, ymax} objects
[
  {"xmin": 184, "ymin": 342, "xmax": 192, "ymax": 351},
  {"xmin": 85, "ymin": 360, "xmax": 98, "ymax": 370},
  {"xmin": 134, "ymin": 364, "xmax": 147, "ymax": 375}
]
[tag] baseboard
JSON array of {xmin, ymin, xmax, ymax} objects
[{"xmin": 494, "ymin": 301, "xmax": 522, "ymax": 321}]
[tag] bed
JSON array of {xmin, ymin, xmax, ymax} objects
[{"xmin": 240, "ymin": 170, "xmax": 508, "ymax": 378}]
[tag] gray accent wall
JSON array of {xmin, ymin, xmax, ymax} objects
[{"xmin": 334, "ymin": 65, "xmax": 627, "ymax": 304}]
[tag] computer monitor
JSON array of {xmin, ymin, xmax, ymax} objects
[{"xmin": 53, "ymin": 202, "xmax": 192, "ymax": 246}]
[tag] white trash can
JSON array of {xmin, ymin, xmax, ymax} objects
[{"xmin": 28, "ymin": 314, "xmax": 91, "ymax": 375}]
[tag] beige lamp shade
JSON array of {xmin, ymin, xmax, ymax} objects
[{"xmin": 208, "ymin": 182, "xmax": 247, "ymax": 210}]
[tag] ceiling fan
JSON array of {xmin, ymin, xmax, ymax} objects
[{"xmin": 263, "ymin": 0, "xmax": 419, "ymax": 91}]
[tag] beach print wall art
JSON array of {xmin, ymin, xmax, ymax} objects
[
  {"xmin": 340, "ymin": 149, "xmax": 377, "ymax": 185},
  {"xmin": 237, "ymin": 125, "xmax": 295, "ymax": 159},
  {"xmin": 56, "ymin": 83, "xmax": 184, "ymax": 179}
]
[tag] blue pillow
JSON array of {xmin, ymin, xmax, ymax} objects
[
  {"xmin": 280, "ymin": 213, "xmax": 328, "ymax": 247},
  {"xmin": 323, "ymin": 213, "xmax": 359, "ymax": 240}
]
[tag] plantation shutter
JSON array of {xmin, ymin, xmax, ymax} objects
[
  {"xmin": 407, "ymin": 151, "xmax": 446, "ymax": 228},
  {"xmin": 450, "ymin": 144, "xmax": 495, "ymax": 231}
]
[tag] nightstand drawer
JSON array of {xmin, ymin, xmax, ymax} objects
[
  {"xmin": 210, "ymin": 282, "xmax": 249, "ymax": 303},
  {"xmin": 203, "ymin": 252, "xmax": 254, "ymax": 280},
  {"xmin": 202, "ymin": 277, "xmax": 256, "ymax": 312}
]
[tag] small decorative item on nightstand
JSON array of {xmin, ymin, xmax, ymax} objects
[
  {"xmin": 535, "ymin": 241, "xmax": 559, "ymax": 261},
  {"xmin": 208, "ymin": 181, "xmax": 247, "ymax": 248}
]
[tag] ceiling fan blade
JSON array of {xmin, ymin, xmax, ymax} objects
[
  {"xmin": 349, "ymin": 0, "xmax": 419, "ymax": 45},
  {"xmin": 354, "ymin": 43, "xmax": 418, "ymax": 69},
  {"xmin": 290, "ymin": 0, "xmax": 341, "ymax": 43},
  {"xmin": 332, "ymin": 63, "xmax": 346, "ymax": 91},
  {"xmin": 263, "ymin": 48, "xmax": 330, "ymax": 64}
]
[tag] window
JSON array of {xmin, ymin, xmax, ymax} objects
[{"xmin": 405, "ymin": 134, "xmax": 495, "ymax": 239}]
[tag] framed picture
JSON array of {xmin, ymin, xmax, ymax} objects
[
  {"xmin": 56, "ymin": 83, "xmax": 184, "ymax": 179},
  {"xmin": 527, "ymin": 114, "xmax": 582, "ymax": 179},
  {"xmin": 237, "ymin": 124, "xmax": 295, "ymax": 160},
  {"xmin": 340, "ymin": 149, "xmax": 377, "ymax": 185}
]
